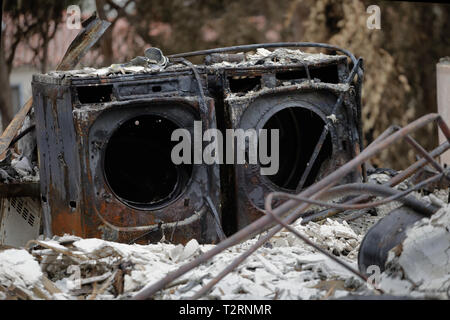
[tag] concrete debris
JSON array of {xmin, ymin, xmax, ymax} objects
[
  {"xmin": 0, "ymin": 249, "xmax": 49, "ymax": 300},
  {"xmin": 377, "ymin": 204, "xmax": 450, "ymax": 299},
  {"xmin": 0, "ymin": 219, "xmax": 372, "ymax": 300},
  {"xmin": 0, "ymin": 113, "xmax": 39, "ymax": 184},
  {"xmin": 327, "ymin": 114, "xmax": 338, "ymax": 123}
]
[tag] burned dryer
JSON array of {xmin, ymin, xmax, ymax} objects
[{"xmin": 212, "ymin": 49, "xmax": 364, "ymax": 230}]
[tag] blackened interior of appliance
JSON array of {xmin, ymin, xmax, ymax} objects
[
  {"xmin": 104, "ymin": 114, "xmax": 192, "ymax": 209},
  {"xmin": 261, "ymin": 107, "xmax": 332, "ymax": 189}
]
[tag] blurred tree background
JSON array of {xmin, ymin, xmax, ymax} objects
[
  {"xmin": 1, "ymin": 0, "xmax": 449, "ymax": 169},
  {"xmin": 1, "ymin": 0, "xmax": 79, "ymax": 127}
]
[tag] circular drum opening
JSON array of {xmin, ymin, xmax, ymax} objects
[
  {"xmin": 104, "ymin": 114, "xmax": 192, "ymax": 209},
  {"xmin": 261, "ymin": 107, "xmax": 332, "ymax": 190}
]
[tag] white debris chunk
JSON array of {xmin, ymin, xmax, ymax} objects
[
  {"xmin": 168, "ymin": 244, "xmax": 184, "ymax": 262},
  {"xmin": 255, "ymin": 48, "xmax": 272, "ymax": 57},
  {"xmin": 11, "ymin": 157, "xmax": 33, "ymax": 175},
  {"xmin": 327, "ymin": 114, "xmax": 338, "ymax": 123},
  {"xmin": 428, "ymin": 193, "xmax": 446, "ymax": 208},
  {"xmin": 180, "ymin": 239, "xmax": 200, "ymax": 261},
  {"xmin": 379, "ymin": 205, "xmax": 450, "ymax": 298},
  {"xmin": 0, "ymin": 249, "xmax": 42, "ymax": 289}
]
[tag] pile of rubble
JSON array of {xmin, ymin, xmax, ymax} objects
[
  {"xmin": 0, "ymin": 218, "xmax": 362, "ymax": 300},
  {"xmin": 1, "ymin": 196, "xmax": 449, "ymax": 300}
]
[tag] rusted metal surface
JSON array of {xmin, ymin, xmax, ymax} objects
[
  {"xmin": 219, "ymin": 54, "xmax": 363, "ymax": 230},
  {"xmin": 33, "ymin": 67, "xmax": 222, "ymax": 244}
]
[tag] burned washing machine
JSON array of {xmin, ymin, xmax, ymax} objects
[
  {"xmin": 203, "ymin": 46, "xmax": 364, "ymax": 231},
  {"xmin": 32, "ymin": 62, "xmax": 222, "ymax": 244},
  {"xmin": 32, "ymin": 43, "xmax": 364, "ymax": 243}
]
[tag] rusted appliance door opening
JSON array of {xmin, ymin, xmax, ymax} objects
[
  {"xmin": 233, "ymin": 91, "xmax": 354, "ymax": 229},
  {"xmin": 103, "ymin": 114, "xmax": 193, "ymax": 210},
  {"xmin": 87, "ymin": 100, "xmax": 220, "ymax": 244},
  {"xmin": 261, "ymin": 106, "xmax": 333, "ymax": 190}
]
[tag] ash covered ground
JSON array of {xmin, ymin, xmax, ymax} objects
[{"xmin": 1, "ymin": 173, "xmax": 448, "ymax": 300}]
